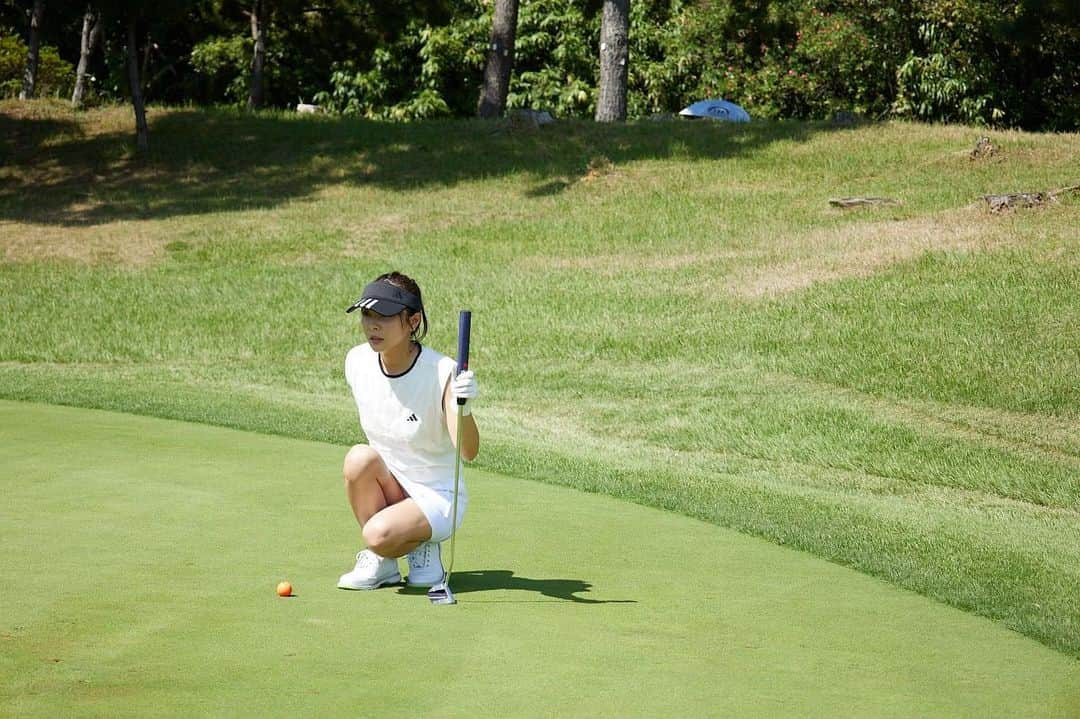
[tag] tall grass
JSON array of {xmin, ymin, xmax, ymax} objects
[{"xmin": 2, "ymin": 101, "xmax": 1078, "ymax": 655}]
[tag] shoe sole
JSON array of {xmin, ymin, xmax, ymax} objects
[
  {"xmin": 336, "ymin": 573, "xmax": 402, "ymax": 590},
  {"xmin": 406, "ymin": 569, "xmax": 444, "ymax": 588},
  {"xmin": 406, "ymin": 579, "xmax": 438, "ymax": 588}
]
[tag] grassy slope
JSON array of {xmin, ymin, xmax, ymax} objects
[{"xmin": 2, "ymin": 100, "xmax": 1078, "ymax": 656}]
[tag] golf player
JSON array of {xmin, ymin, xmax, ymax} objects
[{"xmin": 337, "ymin": 272, "xmax": 479, "ymax": 590}]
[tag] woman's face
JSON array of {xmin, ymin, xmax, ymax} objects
[{"xmin": 360, "ymin": 308, "xmax": 419, "ymax": 352}]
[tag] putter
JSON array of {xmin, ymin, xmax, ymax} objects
[{"xmin": 428, "ymin": 310, "xmax": 471, "ymax": 606}]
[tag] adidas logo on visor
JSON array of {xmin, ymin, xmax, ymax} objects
[{"xmin": 346, "ymin": 281, "xmax": 421, "ymax": 314}]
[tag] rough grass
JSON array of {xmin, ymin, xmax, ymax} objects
[{"xmin": 1, "ymin": 100, "xmax": 1078, "ymax": 657}]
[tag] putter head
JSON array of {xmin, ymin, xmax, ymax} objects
[{"xmin": 427, "ymin": 574, "xmax": 457, "ymax": 605}]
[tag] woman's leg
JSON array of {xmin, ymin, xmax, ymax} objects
[
  {"xmin": 342, "ymin": 444, "xmax": 432, "ymax": 557},
  {"xmin": 362, "ymin": 500, "xmax": 432, "ymax": 558},
  {"xmin": 342, "ymin": 444, "xmax": 407, "ymax": 525}
]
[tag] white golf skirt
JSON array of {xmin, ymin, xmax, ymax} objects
[{"xmin": 397, "ymin": 474, "xmax": 467, "ymax": 543}]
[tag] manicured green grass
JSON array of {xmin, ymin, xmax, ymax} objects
[
  {"xmin": 3, "ymin": 402, "xmax": 1078, "ymax": 717},
  {"xmin": 1, "ymin": 101, "xmax": 1078, "ymax": 658}
]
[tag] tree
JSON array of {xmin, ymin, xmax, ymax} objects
[
  {"xmin": 595, "ymin": 0, "xmax": 628, "ymax": 122},
  {"xmin": 476, "ymin": 0, "xmax": 518, "ymax": 118},
  {"xmin": 72, "ymin": 3, "xmax": 102, "ymax": 108},
  {"xmin": 19, "ymin": 0, "xmax": 46, "ymax": 99},
  {"xmin": 89, "ymin": 0, "xmax": 194, "ymax": 151},
  {"xmin": 247, "ymin": 0, "xmax": 266, "ymax": 109},
  {"xmin": 125, "ymin": 14, "xmax": 149, "ymax": 151}
]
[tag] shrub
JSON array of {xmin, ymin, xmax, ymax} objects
[
  {"xmin": 507, "ymin": 0, "xmax": 597, "ymax": 117},
  {"xmin": 315, "ymin": 15, "xmax": 486, "ymax": 120},
  {"xmin": 893, "ymin": 19, "xmax": 998, "ymax": 125},
  {"xmin": 190, "ymin": 35, "xmax": 252, "ymax": 105},
  {"xmin": 0, "ymin": 31, "xmax": 75, "ymax": 99},
  {"xmin": 783, "ymin": 4, "xmax": 912, "ymax": 118}
]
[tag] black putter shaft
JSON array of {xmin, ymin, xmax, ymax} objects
[
  {"xmin": 428, "ymin": 310, "xmax": 471, "ymax": 605},
  {"xmin": 445, "ymin": 309, "xmax": 471, "ymax": 579}
]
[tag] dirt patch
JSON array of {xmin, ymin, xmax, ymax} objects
[{"xmin": 723, "ymin": 207, "xmax": 1012, "ymax": 299}]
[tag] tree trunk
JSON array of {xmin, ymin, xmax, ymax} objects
[
  {"xmin": 19, "ymin": 0, "xmax": 46, "ymax": 100},
  {"xmin": 126, "ymin": 16, "xmax": 149, "ymax": 153},
  {"xmin": 72, "ymin": 4, "xmax": 102, "ymax": 109},
  {"xmin": 476, "ymin": 0, "xmax": 519, "ymax": 118},
  {"xmin": 247, "ymin": 0, "xmax": 266, "ymax": 110},
  {"xmin": 595, "ymin": 0, "xmax": 629, "ymax": 122},
  {"xmin": 141, "ymin": 31, "xmax": 152, "ymax": 92}
]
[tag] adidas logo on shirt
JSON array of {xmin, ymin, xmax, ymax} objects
[{"xmin": 406, "ymin": 414, "xmax": 419, "ymax": 422}]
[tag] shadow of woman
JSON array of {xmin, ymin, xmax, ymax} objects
[{"xmin": 402, "ymin": 569, "xmax": 636, "ymax": 604}]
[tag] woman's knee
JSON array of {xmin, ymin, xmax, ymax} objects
[
  {"xmin": 343, "ymin": 444, "xmax": 381, "ymax": 484},
  {"xmin": 361, "ymin": 516, "xmax": 395, "ymax": 555}
]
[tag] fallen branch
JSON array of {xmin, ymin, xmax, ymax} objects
[
  {"xmin": 829, "ymin": 197, "xmax": 900, "ymax": 208},
  {"xmin": 982, "ymin": 185, "xmax": 1078, "ymax": 213},
  {"xmin": 983, "ymin": 192, "xmax": 1048, "ymax": 212}
]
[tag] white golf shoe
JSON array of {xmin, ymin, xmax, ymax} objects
[
  {"xmin": 337, "ymin": 549, "xmax": 401, "ymax": 590},
  {"xmin": 406, "ymin": 542, "xmax": 444, "ymax": 587}
]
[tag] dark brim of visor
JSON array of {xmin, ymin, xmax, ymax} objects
[
  {"xmin": 345, "ymin": 281, "xmax": 421, "ymax": 316},
  {"xmin": 345, "ymin": 297, "xmax": 408, "ymax": 316}
]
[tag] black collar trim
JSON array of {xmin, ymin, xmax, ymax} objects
[{"xmin": 379, "ymin": 344, "xmax": 422, "ymax": 378}]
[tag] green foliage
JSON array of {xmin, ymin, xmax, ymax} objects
[
  {"xmin": 317, "ymin": 0, "xmax": 602, "ymax": 120},
  {"xmin": 0, "ymin": 33, "xmax": 22, "ymax": 98},
  {"xmin": 190, "ymin": 35, "xmax": 252, "ymax": 105},
  {"xmin": 1028, "ymin": 2, "xmax": 1080, "ymax": 131},
  {"xmin": 324, "ymin": 0, "xmax": 917, "ymax": 122},
  {"xmin": 891, "ymin": 0, "xmax": 1080, "ymax": 129},
  {"xmin": 894, "ymin": 20, "xmax": 998, "ymax": 125},
  {"xmin": 780, "ymin": 4, "xmax": 912, "ymax": 118},
  {"xmin": 315, "ymin": 14, "xmax": 486, "ymax": 120},
  {"xmin": 3, "ymin": 0, "xmax": 1076, "ymax": 128},
  {"xmin": 0, "ymin": 31, "xmax": 74, "ymax": 99},
  {"xmin": 507, "ymin": 0, "xmax": 597, "ymax": 117},
  {"xmin": 624, "ymin": 2, "xmax": 916, "ymax": 121}
]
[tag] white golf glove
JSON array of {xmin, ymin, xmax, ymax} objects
[{"xmin": 451, "ymin": 370, "xmax": 479, "ymax": 415}]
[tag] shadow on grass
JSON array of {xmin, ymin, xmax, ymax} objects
[
  {"xmin": 1, "ymin": 105, "xmax": 841, "ymax": 226},
  {"xmin": 398, "ymin": 569, "xmax": 637, "ymax": 604},
  {"xmin": 0, "ymin": 109, "xmax": 83, "ymax": 161}
]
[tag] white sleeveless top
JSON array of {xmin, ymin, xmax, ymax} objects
[{"xmin": 344, "ymin": 343, "xmax": 463, "ymax": 495}]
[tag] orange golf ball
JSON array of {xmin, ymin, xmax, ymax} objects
[{"xmin": 276, "ymin": 581, "xmax": 293, "ymax": 597}]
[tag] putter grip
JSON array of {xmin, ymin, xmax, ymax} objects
[{"xmin": 456, "ymin": 310, "xmax": 471, "ymax": 405}]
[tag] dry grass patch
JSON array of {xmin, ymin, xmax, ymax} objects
[
  {"xmin": 723, "ymin": 207, "xmax": 1015, "ymax": 299},
  {"xmin": 521, "ymin": 249, "xmax": 754, "ymax": 275},
  {"xmin": 520, "ymin": 206, "xmax": 1019, "ymax": 289},
  {"xmin": 0, "ymin": 219, "xmax": 166, "ymax": 266},
  {"xmin": 336, "ymin": 212, "xmax": 412, "ymax": 255}
]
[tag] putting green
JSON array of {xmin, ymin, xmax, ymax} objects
[{"xmin": 1, "ymin": 401, "xmax": 1077, "ymax": 717}]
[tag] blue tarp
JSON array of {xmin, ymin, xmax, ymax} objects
[{"xmin": 678, "ymin": 100, "xmax": 751, "ymax": 123}]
